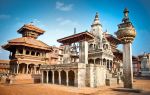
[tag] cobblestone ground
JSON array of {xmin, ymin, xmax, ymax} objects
[{"xmin": 0, "ymin": 78, "xmax": 150, "ymax": 95}]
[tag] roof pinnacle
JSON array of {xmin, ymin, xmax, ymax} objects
[{"xmin": 91, "ymin": 12, "xmax": 101, "ymax": 27}]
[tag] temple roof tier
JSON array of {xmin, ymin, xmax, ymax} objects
[
  {"xmin": 17, "ymin": 24, "xmax": 45, "ymax": 34},
  {"xmin": 57, "ymin": 31, "xmax": 95, "ymax": 44},
  {"xmin": 2, "ymin": 37, "xmax": 52, "ymax": 51}
]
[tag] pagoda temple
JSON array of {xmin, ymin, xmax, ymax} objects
[{"xmin": 2, "ymin": 24, "xmax": 53, "ymax": 76}]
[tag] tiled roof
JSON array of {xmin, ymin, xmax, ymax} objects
[
  {"xmin": 4, "ymin": 37, "xmax": 52, "ymax": 51},
  {"xmin": 17, "ymin": 24, "xmax": 45, "ymax": 34},
  {"xmin": 0, "ymin": 60, "xmax": 10, "ymax": 64}
]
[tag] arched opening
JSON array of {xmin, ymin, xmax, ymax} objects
[
  {"xmin": 107, "ymin": 60, "xmax": 109, "ymax": 69},
  {"xmin": 18, "ymin": 49, "xmax": 23, "ymax": 54},
  {"xmin": 54, "ymin": 71, "xmax": 59, "ymax": 84},
  {"xmin": 36, "ymin": 52, "xmax": 40, "ymax": 56},
  {"xmin": 103, "ymin": 59, "xmax": 106, "ymax": 65},
  {"xmin": 19, "ymin": 63, "xmax": 27, "ymax": 74},
  {"xmin": 31, "ymin": 51, "xmax": 35, "ymax": 56},
  {"xmin": 28, "ymin": 64, "xmax": 34, "ymax": 74},
  {"xmin": 61, "ymin": 70, "xmax": 66, "ymax": 85},
  {"xmin": 95, "ymin": 58, "xmax": 100, "ymax": 64},
  {"xmin": 89, "ymin": 44, "xmax": 93, "ymax": 50},
  {"xmin": 43, "ymin": 71, "xmax": 47, "ymax": 83},
  {"xmin": 26, "ymin": 50, "xmax": 30, "ymax": 55},
  {"xmin": 88, "ymin": 59, "xmax": 94, "ymax": 64},
  {"xmin": 48, "ymin": 71, "xmax": 52, "ymax": 83},
  {"xmin": 68, "ymin": 70, "xmax": 75, "ymax": 86}
]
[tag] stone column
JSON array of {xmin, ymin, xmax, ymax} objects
[
  {"xmin": 123, "ymin": 43, "xmax": 133, "ymax": 88},
  {"xmin": 46, "ymin": 71, "xmax": 49, "ymax": 83},
  {"xmin": 26, "ymin": 64, "xmax": 28, "ymax": 74},
  {"xmin": 66, "ymin": 71, "xmax": 69, "ymax": 86},
  {"xmin": 17, "ymin": 64, "xmax": 19, "ymax": 74},
  {"xmin": 34, "ymin": 66, "xmax": 36, "ymax": 74},
  {"xmin": 52, "ymin": 71, "xmax": 54, "ymax": 84},
  {"xmin": 58, "ymin": 71, "xmax": 61, "ymax": 85},
  {"xmin": 109, "ymin": 61, "xmax": 111, "ymax": 70},
  {"xmin": 79, "ymin": 41, "xmax": 88, "ymax": 64},
  {"xmin": 41, "ymin": 71, "xmax": 43, "ymax": 83}
]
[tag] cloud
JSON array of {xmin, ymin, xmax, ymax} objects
[
  {"xmin": 56, "ymin": 17, "xmax": 79, "ymax": 26},
  {"xmin": 0, "ymin": 14, "xmax": 11, "ymax": 20},
  {"xmin": 56, "ymin": 1, "xmax": 73, "ymax": 11}
]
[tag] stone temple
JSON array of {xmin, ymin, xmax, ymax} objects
[{"xmin": 1, "ymin": 8, "xmax": 136, "ymax": 88}]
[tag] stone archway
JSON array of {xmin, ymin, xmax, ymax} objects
[
  {"xmin": 107, "ymin": 60, "xmax": 109, "ymax": 69},
  {"xmin": 48, "ymin": 71, "xmax": 52, "ymax": 83},
  {"xmin": 61, "ymin": 70, "xmax": 66, "ymax": 85},
  {"xmin": 54, "ymin": 71, "xmax": 59, "ymax": 84},
  {"xmin": 103, "ymin": 59, "xmax": 106, "ymax": 65},
  {"xmin": 68, "ymin": 70, "xmax": 75, "ymax": 86},
  {"xmin": 19, "ymin": 63, "xmax": 27, "ymax": 74},
  {"xmin": 88, "ymin": 59, "xmax": 94, "ymax": 64},
  {"xmin": 43, "ymin": 71, "xmax": 47, "ymax": 83},
  {"xmin": 95, "ymin": 58, "xmax": 100, "ymax": 64}
]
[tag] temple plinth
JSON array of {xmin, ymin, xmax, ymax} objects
[{"xmin": 116, "ymin": 8, "xmax": 136, "ymax": 88}]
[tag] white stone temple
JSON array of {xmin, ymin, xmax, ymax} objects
[{"xmin": 141, "ymin": 53, "xmax": 150, "ymax": 76}]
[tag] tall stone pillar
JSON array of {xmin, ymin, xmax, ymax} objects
[
  {"xmin": 123, "ymin": 43, "xmax": 133, "ymax": 88},
  {"xmin": 79, "ymin": 41, "xmax": 88, "ymax": 64},
  {"xmin": 116, "ymin": 8, "xmax": 136, "ymax": 88}
]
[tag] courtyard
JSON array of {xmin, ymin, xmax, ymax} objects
[{"xmin": 0, "ymin": 77, "xmax": 150, "ymax": 95}]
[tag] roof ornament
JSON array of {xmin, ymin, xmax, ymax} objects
[
  {"xmin": 122, "ymin": 8, "xmax": 130, "ymax": 23},
  {"xmin": 74, "ymin": 28, "xmax": 76, "ymax": 34},
  {"xmin": 91, "ymin": 12, "xmax": 101, "ymax": 26}
]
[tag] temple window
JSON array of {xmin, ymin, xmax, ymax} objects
[
  {"xmin": 26, "ymin": 50, "xmax": 30, "ymax": 55},
  {"xmin": 36, "ymin": 52, "xmax": 40, "ymax": 56},
  {"xmin": 18, "ymin": 49, "xmax": 23, "ymax": 54},
  {"xmin": 31, "ymin": 51, "xmax": 35, "ymax": 55}
]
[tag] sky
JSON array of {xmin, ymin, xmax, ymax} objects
[{"xmin": 0, "ymin": 0, "xmax": 150, "ymax": 59}]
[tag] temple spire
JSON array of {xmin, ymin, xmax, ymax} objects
[{"xmin": 91, "ymin": 12, "xmax": 101, "ymax": 27}]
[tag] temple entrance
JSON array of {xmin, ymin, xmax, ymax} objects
[
  {"xmin": 61, "ymin": 70, "xmax": 66, "ymax": 85},
  {"xmin": 54, "ymin": 71, "xmax": 59, "ymax": 84},
  {"xmin": 19, "ymin": 63, "xmax": 27, "ymax": 74},
  {"xmin": 68, "ymin": 70, "xmax": 75, "ymax": 86},
  {"xmin": 43, "ymin": 71, "xmax": 47, "ymax": 83},
  {"xmin": 48, "ymin": 71, "xmax": 52, "ymax": 83}
]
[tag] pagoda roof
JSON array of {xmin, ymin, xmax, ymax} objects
[
  {"xmin": 105, "ymin": 33, "xmax": 121, "ymax": 45},
  {"xmin": 57, "ymin": 31, "xmax": 95, "ymax": 44},
  {"xmin": 2, "ymin": 37, "xmax": 52, "ymax": 51},
  {"xmin": 17, "ymin": 24, "xmax": 45, "ymax": 34},
  {"xmin": 0, "ymin": 60, "xmax": 10, "ymax": 64}
]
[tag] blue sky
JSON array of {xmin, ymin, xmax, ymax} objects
[{"xmin": 0, "ymin": 0, "xmax": 150, "ymax": 59}]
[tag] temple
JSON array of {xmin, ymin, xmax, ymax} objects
[{"xmin": 1, "ymin": 8, "xmax": 137, "ymax": 88}]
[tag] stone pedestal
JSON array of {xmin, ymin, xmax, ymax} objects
[{"xmin": 123, "ymin": 43, "xmax": 133, "ymax": 88}]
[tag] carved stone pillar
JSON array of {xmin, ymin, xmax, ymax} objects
[{"xmin": 123, "ymin": 43, "xmax": 133, "ymax": 88}]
